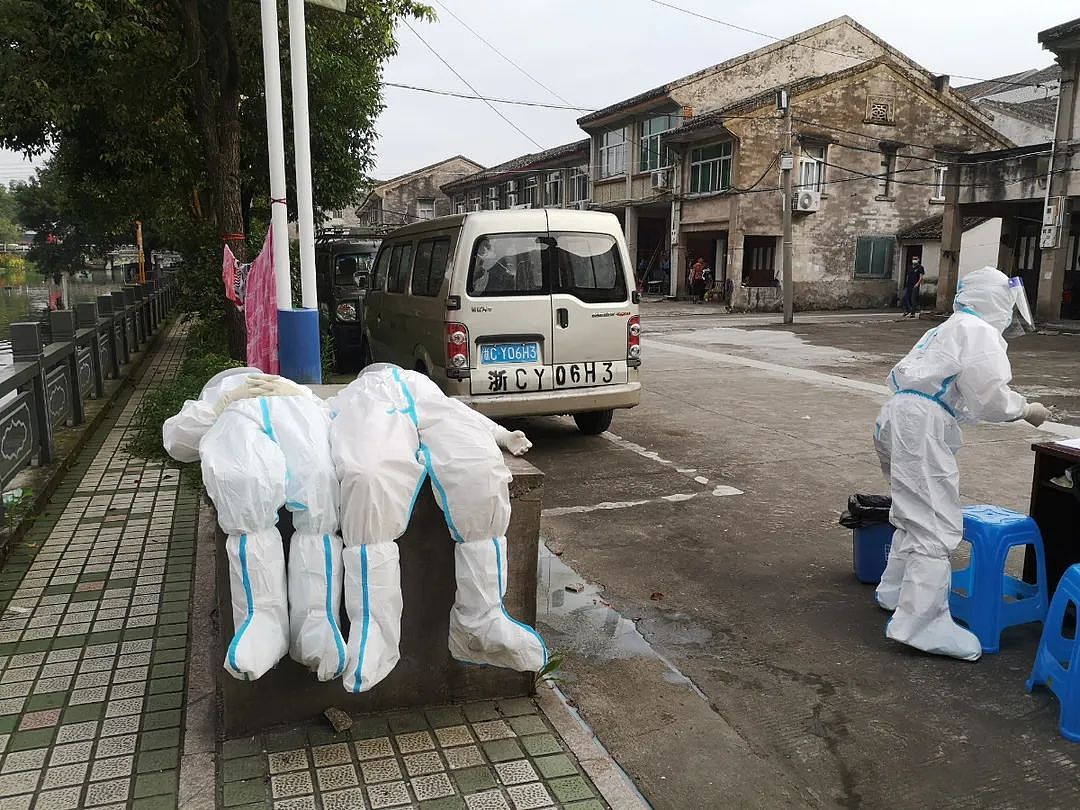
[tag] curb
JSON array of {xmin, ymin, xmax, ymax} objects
[{"xmin": 536, "ymin": 682, "xmax": 652, "ymax": 810}]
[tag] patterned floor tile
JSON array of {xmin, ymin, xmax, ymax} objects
[
  {"xmin": 315, "ymin": 763, "xmax": 358, "ymax": 792},
  {"xmin": 268, "ymin": 749, "xmax": 309, "ymax": 775},
  {"xmin": 355, "ymin": 737, "xmax": 394, "ymax": 761},
  {"xmin": 494, "ymin": 760, "xmax": 538, "ymax": 786},
  {"xmin": 311, "ymin": 743, "xmax": 351, "ymax": 768},
  {"xmin": 321, "ymin": 787, "xmax": 366, "ymax": 810},
  {"xmin": 443, "ymin": 745, "xmax": 484, "ymax": 770},
  {"xmin": 464, "ymin": 788, "xmax": 510, "ymax": 810},
  {"xmin": 270, "ymin": 770, "xmax": 314, "ymax": 799},
  {"xmin": 403, "ymin": 751, "xmax": 443, "ymax": 777},
  {"xmin": 434, "ymin": 725, "xmax": 475, "ymax": 748},
  {"xmin": 359, "ymin": 757, "xmax": 401, "ymax": 784},
  {"xmin": 366, "ymin": 780, "xmax": 412, "ymax": 809},
  {"xmin": 411, "ymin": 772, "xmax": 454, "ymax": 801},
  {"xmin": 472, "ymin": 721, "xmax": 513, "ymax": 742},
  {"xmin": 394, "ymin": 730, "xmax": 435, "ymax": 754}
]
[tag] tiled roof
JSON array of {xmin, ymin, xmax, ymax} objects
[
  {"xmin": 441, "ymin": 139, "xmax": 590, "ymax": 192},
  {"xmin": 1039, "ymin": 17, "xmax": 1080, "ymax": 46},
  {"xmin": 371, "ymin": 155, "xmax": 484, "ymax": 189},
  {"xmin": 977, "ymin": 97, "xmax": 1059, "ymax": 128},
  {"xmin": 955, "ymin": 64, "xmax": 1060, "ymax": 101},
  {"xmin": 896, "ymin": 214, "xmax": 991, "ymax": 241}
]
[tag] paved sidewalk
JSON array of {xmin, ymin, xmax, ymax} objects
[
  {"xmin": 219, "ymin": 697, "xmax": 609, "ymax": 810},
  {"xmin": 0, "ymin": 329, "xmax": 195, "ymax": 809},
  {"xmin": 0, "ymin": 326, "xmax": 624, "ymax": 810}
]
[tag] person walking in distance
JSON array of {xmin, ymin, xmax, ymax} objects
[{"xmin": 901, "ymin": 257, "xmax": 925, "ymax": 318}]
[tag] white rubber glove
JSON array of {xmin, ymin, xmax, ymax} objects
[
  {"xmin": 212, "ymin": 381, "xmax": 260, "ymax": 416},
  {"xmin": 493, "ymin": 426, "xmax": 532, "ymax": 456},
  {"xmin": 245, "ymin": 374, "xmax": 308, "ymax": 399},
  {"xmin": 1023, "ymin": 402, "xmax": 1051, "ymax": 427}
]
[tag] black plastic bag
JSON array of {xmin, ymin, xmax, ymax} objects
[{"xmin": 839, "ymin": 493, "xmax": 892, "ymax": 528}]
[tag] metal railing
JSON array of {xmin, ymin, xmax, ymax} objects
[{"xmin": 0, "ymin": 275, "xmax": 178, "ymax": 489}]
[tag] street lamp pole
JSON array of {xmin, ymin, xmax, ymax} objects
[{"xmin": 779, "ymin": 90, "xmax": 794, "ymax": 325}]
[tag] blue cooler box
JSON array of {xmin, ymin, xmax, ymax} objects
[{"xmin": 853, "ymin": 523, "xmax": 894, "ymax": 584}]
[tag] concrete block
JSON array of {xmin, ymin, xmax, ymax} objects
[{"xmin": 215, "ymin": 453, "xmax": 544, "ymax": 738}]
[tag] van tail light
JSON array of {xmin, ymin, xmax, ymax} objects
[
  {"xmin": 627, "ymin": 315, "xmax": 641, "ymax": 368},
  {"xmin": 446, "ymin": 322, "xmax": 470, "ymax": 379}
]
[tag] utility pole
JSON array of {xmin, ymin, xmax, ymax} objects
[
  {"xmin": 778, "ymin": 89, "xmax": 794, "ymax": 325},
  {"xmin": 135, "ymin": 220, "xmax": 145, "ymax": 283}
]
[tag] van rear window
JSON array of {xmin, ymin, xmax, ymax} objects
[
  {"xmin": 467, "ymin": 234, "xmax": 547, "ymax": 297},
  {"xmin": 551, "ymin": 233, "xmax": 626, "ymax": 303}
]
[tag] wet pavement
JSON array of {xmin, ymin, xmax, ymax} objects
[{"xmin": 516, "ymin": 302, "xmax": 1080, "ymax": 808}]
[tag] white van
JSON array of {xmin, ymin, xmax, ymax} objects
[{"xmin": 361, "ymin": 209, "xmax": 641, "ymax": 434}]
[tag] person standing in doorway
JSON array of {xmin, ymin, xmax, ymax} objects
[
  {"xmin": 689, "ymin": 257, "xmax": 707, "ymax": 302},
  {"xmin": 902, "ymin": 257, "xmax": 925, "ymax": 317}
]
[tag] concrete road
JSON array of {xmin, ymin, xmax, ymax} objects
[{"xmin": 513, "ymin": 304, "xmax": 1080, "ymax": 809}]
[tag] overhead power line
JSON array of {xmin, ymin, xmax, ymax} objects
[
  {"xmin": 383, "ymin": 82, "xmax": 595, "ymax": 111},
  {"xmin": 401, "ymin": 20, "xmax": 543, "ymax": 150},
  {"xmin": 432, "ymin": 0, "xmax": 576, "ymax": 108},
  {"xmin": 644, "ymin": 0, "xmax": 1056, "ymax": 91}
]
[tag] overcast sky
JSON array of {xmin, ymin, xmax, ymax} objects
[{"xmin": 1, "ymin": 0, "xmax": 1072, "ymax": 188}]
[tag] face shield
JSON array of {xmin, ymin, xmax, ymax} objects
[{"xmin": 1004, "ymin": 276, "xmax": 1036, "ymax": 339}]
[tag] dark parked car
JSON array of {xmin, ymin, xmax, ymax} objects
[{"xmin": 315, "ymin": 229, "xmax": 380, "ymax": 373}]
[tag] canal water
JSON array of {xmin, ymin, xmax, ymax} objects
[{"xmin": 0, "ymin": 273, "xmax": 123, "ymax": 366}]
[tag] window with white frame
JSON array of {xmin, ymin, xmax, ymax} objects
[
  {"xmin": 639, "ymin": 114, "xmax": 678, "ymax": 172},
  {"xmin": 417, "ymin": 198, "xmax": 435, "ymax": 221},
  {"xmin": 689, "ymin": 142, "xmax": 733, "ymax": 194},
  {"xmin": 453, "ymin": 194, "xmax": 465, "ymax": 214},
  {"xmin": 487, "ymin": 186, "xmax": 499, "ymax": 210},
  {"xmin": 599, "ymin": 128, "xmax": 627, "ymax": 178},
  {"xmin": 568, "ymin": 165, "xmax": 589, "ymax": 202},
  {"xmin": 468, "ymin": 190, "xmax": 482, "ymax": 211},
  {"xmin": 545, "ymin": 170, "xmax": 563, "ymax": 207},
  {"xmin": 799, "ymin": 144, "xmax": 826, "ymax": 191},
  {"xmin": 931, "ymin": 160, "xmax": 948, "ymax": 201},
  {"xmin": 522, "ymin": 174, "xmax": 539, "ymax": 207},
  {"xmin": 504, "ymin": 180, "xmax": 518, "ymax": 208}
]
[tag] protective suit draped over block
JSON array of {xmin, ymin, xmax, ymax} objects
[
  {"xmin": 330, "ymin": 364, "xmax": 546, "ymax": 694},
  {"xmin": 873, "ymin": 267, "xmax": 1046, "ymax": 660},
  {"xmin": 163, "ymin": 369, "xmax": 346, "ymax": 682}
]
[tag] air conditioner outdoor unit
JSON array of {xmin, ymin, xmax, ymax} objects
[
  {"xmin": 794, "ymin": 190, "xmax": 821, "ymax": 213},
  {"xmin": 510, "ymin": 203, "xmax": 532, "ymax": 210},
  {"xmin": 651, "ymin": 169, "xmax": 670, "ymax": 190},
  {"xmin": 574, "ymin": 200, "xmax": 589, "ymax": 210}
]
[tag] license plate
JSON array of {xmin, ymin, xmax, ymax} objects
[
  {"xmin": 471, "ymin": 361, "xmax": 628, "ymax": 394},
  {"xmin": 480, "ymin": 342, "xmax": 540, "ymax": 365}
]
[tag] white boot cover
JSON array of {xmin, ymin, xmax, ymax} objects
[
  {"xmin": 342, "ymin": 543, "xmax": 403, "ymax": 693},
  {"xmin": 886, "ymin": 555, "xmax": 981, "ymax": 661},
  {"xmin": 225, "ymin": 529, "xmax": 290, "ymax": 680},
  {"xmin": 449, "ymin": 537, "xmax": 547, "ymax": 672},
  {"xmin": 288, "ymin": 532, "xmax": 347, "ymax": 681},
  {"xmin": 875, "ymin": 543, "xmax": 907, "ymax": 611}
]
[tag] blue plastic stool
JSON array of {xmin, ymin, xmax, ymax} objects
[
  {"xmin": 949, "ymin": 505, "xmax": 1048, "ymax": 653},
  {"xmin": 1027, "ymin": 564, "xmax": 1080, "ymax": 742}
]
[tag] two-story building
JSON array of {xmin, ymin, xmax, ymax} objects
[
  {"xmin": 576, "ymin": 16, "xmax": 1009, "ymax": 308},
  {"xmin": 937, "ymin": 17, "xmax": 1080, "ymax": 324},
  {"xmin": 323, "ymin": 155, "xmax": 483, "ymax": 235},
  {"xmin": 440, "ymin": 139, "xmax": 591, "ymax": 215}
]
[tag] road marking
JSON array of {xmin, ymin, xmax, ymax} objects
[
  {"xmin": 598, "ymin": 429, "xmax": 738, "ymax": 488},
  {"xmin": 647, "ymin": 339, "xmax": 1080, "ymax": 440},
  {"xmin": 542, "ymin": 487, "xmax": 742, "ymax": 517}
]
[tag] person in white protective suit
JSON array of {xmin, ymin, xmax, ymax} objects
[
  {"xmin": 162, "ymin": 368, "xmax": 347, "ymax": 682},
  {"xmin": 330, "ymin": 364, "xmax": 547, "ymax": 694},
  {"xmin": 873, "ymin": 266, "xmax": 1050, "ymax": 660}
]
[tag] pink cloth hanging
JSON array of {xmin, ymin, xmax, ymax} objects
[
  {"xmin": 244, "ymin": 229, "xmax": 279, "ymax": 374},
  {"xmin": 222, "ymin": 244, "xmax": 241, "ymax": 307}
]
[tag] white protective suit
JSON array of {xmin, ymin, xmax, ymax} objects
[
  {"xmin": 330, "ymin": 364, "xmax": 547, "ymax": 693},
  {"xmin": 163, "ymin": 368, "xmax": 346, "ymax": 682},
  {"xmin": 873, "ymin": 267, "xmax": 1042, "ymax": 661}
]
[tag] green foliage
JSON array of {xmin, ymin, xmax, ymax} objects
[
  {"xmin": 0, "ymin": 254, "xmax": 28, "ymax": 285},
  {"xmin": 0, "ymin": 0, "xmax": 434, "ymax": 278},
  {"xmin": 126, "ymin": 335, "xmax": 240, "ymax": 479},
  {"xmin": 534, "ymin": 650, "xmax": 567, "ymax": 688},
  {"xmin": 0, "ymin": 184, "xmax": 22, "ymax": 245}
]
